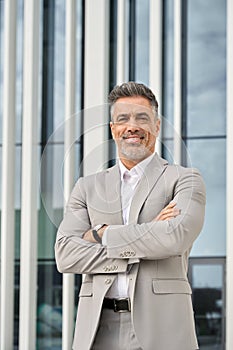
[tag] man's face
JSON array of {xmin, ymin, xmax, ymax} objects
[{"xmin": 110, "ymin": 96, "xmax": 160, "ymax": 163}]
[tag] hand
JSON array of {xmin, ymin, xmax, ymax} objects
[
  {"xmin": 154, "ymin": 202, "xmax": 180, "ymax": 222},
  {"xmin": 82, "ymin": 229, "xmax": 96, "ymax": 243},
  {"xmin": 82, "ymin": 225, "xmax": 107, "ymax": 243},
  {"xmin": 97, "ymin": 225, "xmax": 107, "ymax": 238}
]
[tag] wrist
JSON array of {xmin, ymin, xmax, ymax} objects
[
  {"xmin": 91, "ymin": 224, "xmax": 107, "ymax": 244},
  {"xmin": 92, "ymin": 229, "xmax": 102, "ymax": 244}
]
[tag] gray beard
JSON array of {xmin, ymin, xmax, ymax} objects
[{"xmin": 119, "ymin": 143, "xmax": 151, "ymax": 161}]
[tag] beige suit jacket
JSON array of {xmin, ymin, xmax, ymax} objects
[{"xmin": 55, "ymin": 154, "xmax": 206, "ymax": 350}]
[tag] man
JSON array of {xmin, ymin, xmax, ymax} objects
[{"xmin": 55, "ymin": 82, "xmax": 206, "ymax": 350}]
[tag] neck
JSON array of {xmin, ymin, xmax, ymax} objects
[
  {"xmin": 120, "ymin": 158, "xmax": 140, "ymax": 170},
  {"xmin": 119, "ymin": 153, "xmax": 154, "ymax": 170}
]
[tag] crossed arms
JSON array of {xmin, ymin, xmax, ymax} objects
[
  {"xmin": 82, "ymin": 202, "xmax": 180, "ymax": 243},
  {"xmin": 55, "ymin": 168, "xmax": 206, "ymax": 274}
]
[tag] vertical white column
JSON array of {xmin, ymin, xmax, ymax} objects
[
  {"xmin": 84, "ymin": 0, "xmax": 110, "ymax": 176},
  {"xmin": 226, "ymin": 0, "xmax": 233, "ymax": 348},
  {"xmin": 62, "ymin": 1, "xmax": 76, "ymax": 349},
  {"xmin": 173, "ymin": 0, "xmax": 182, "ymax": 165},
  {"xmin": 149, "ymin": 0, "xmax": 162, "ymax": 155},
  {"xmin": 117, "ymin": 0, "xmax": 126, "ymax": 84},
  {"xmin": 19, "ymin": 1, "xmax": 40, "ymax": 349},
  {"xmin": 0, "ymin": 1, "xmax": 17, "ymax": 349}
]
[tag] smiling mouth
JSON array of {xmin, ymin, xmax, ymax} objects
[
  {"xmin": 124, "ymin": 137, "xmax": 142, "ymax": 144},
  {"xmin": 122, "ymin": 134, "xmax": 145, "ymax": 143}
]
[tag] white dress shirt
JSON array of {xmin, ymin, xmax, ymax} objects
[{"xmin": 103, "ymin": 153, "xmax": 154, "ymax": 298}]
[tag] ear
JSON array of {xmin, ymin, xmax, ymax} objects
[
  {"xmin": 155, "ymin": 118, "xmax": 160, "ymax": 137},
  {"xmin": 110, "ymin": 121, "xmax": 116, "ymax": 140}
]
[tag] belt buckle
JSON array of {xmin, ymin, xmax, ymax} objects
[{"xmin": 114, "ymin": 298, "xmax": 131, "ymax": 313}]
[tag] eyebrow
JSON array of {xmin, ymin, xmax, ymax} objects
[
  {"xmin": 115, "ymin": 112, "xmax": 150, "ymax": 119},
  {"xmin": 115, "ymin": 113, "xmax": 130, "ymax": 120},
  {"xmin": 135, "ymin": 112, "xmax": 150, "ymax": 118}
]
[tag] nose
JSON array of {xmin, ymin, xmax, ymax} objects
[
  {"xmin": 125, "ymin": 117, "xmax": 140, "ymax": 132},
  {"xmin": 126, "ymin": 124, "xmax": 139, "ymax": 133}
]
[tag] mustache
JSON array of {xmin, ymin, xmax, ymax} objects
[{"xmin": 122, "ymin": 131, "xmax": 145, "ymax": 139}]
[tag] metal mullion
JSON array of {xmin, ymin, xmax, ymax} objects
[
  {"xmin": 173, "ymin": 0, "xmax": 182, "ymax": 165},
  {"xmin": 116, "ymin": 0, "xmax": 126, "ymax": 84},
  {"xmin": 0, "ymin": 1, "xmax": 17, "ymax": 349},
  {"xmin": 226, "ymin": 0, "xmax": 233, "ymax": 348},
  {"xmin": 19, "ymin": 1, "xmax": 40, "ymax": 349},
  {"xmin": 62, "ymin": 1, "xmax": 77, "ymax": 349},
  {"xmin": 129, "ymin": 0, "xmax": 136, "ymax": 80},
  {"xmin": 149, "ymin": 0, "xmax": 162, "ymax": 156}
]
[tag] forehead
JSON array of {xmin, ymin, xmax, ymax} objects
[{"xmin": 113, "ymin": 96, "xmax": 153, "ymax": 115}]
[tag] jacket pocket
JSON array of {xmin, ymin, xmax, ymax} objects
[
  {"xmin": 79, "ymin": 282, "xmax": 93, "ymax": 297},
  {"xmin": 152, "ymin": 279, "xmax": 192, "ymax": 295}
]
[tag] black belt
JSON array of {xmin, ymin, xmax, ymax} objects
[{"xmin": 103, "ymin": 298, "xmax": 131, "ymax": 312}]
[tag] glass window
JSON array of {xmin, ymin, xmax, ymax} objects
[
  {"xmin": 187, "ymin": 0, "xmax": 226, "ymax": 138},
  {"xmin": 189, "ymin": 260, "xmax": 225, "ymax": 349},
  {"xmin": 37, "ymin": 1, "xmax": 84, "ymax": 348},
  {"xmin": 187, "ymin": 139, "xmax": 226, "ymax": 257}
]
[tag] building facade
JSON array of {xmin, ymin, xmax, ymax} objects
[{"xmin": 0, "ymin": 0, "xmax": 233, "ymax": 349}]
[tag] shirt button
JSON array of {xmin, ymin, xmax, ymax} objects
[{"xmin": 105, "ymin": 278, "xmax": 112, "ymax": 285}]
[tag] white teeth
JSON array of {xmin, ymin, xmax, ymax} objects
[{"xmin": 125, "ymin": 137, "xmax": 141, "ymax": 143}]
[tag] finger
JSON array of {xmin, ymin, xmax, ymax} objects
[
  {"xmin": 156, "ymin": 209, "xmax": 180, "ymax": 221},
  {"xmin": 161, "ymin": 202, "xmax": 177, "ymax": 213},
  {"xmin": 153, "ymin": 202, "xmax": 178, "ymax": 221},
  {"xmin": 167, "ymin": 201, "xmax": 177, "ymax": 208},
  {"xmin": 159, "ymin": 207, "xmax": 179, "ymax": 218},
  {"xmin": 161, "ymin": 202, "xmax": 176, "ymax": 212},
  {"xmin": 157, "ymin": 214, "xmax": 178, "ymax": 221}
]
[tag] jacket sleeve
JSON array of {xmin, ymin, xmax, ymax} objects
[
  {"xmin": 105, "ymin": 168, "xmax": 206, "ymax": 260},
  {"xmin": 54, "ymin": 177, "xmax": 128, "ymax": 274}
]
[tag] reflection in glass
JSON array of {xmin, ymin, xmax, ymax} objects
[
  {"xmin": 37, "ymin": 1, "xmax": 83, "ymax": 348},
  {"xmin": 187, "ymin": 0, "xmax": 226, "ymax": 137},
  {"xmin": 187, "ymin": 139, "xmax": 226, "ymax": 257},
  {"xmin": 190, "ymin": 263, "xmax": 225, "ymax": 349}
]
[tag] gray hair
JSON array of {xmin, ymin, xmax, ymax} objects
[{"xmin": 108, "ymin": 81, "xmax": 158, "ymax": 119}]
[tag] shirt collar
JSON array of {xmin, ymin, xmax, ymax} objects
[{"xmin": 118, "ymin": 152, "xmax": 155, "ymax": 181}]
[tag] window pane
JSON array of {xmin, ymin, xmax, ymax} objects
[
  {"xmin": 187, "ymin": 0, "xmax": 226, "ymax": 137},
  {"xmin": 187, "ymin": 139, "xmax": 226, "ymax": 256},
  {"xmin": 191, "ymin": 263, "xmax": 225, "ymax": 349},
  {"xmin": 37, "ymin": 1, "xmax": 83, "ymax": 348}
]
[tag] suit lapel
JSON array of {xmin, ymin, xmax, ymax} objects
[
  {"xmin": 105, "ymin": 165, "xmax": 124, "ymax": 224},
  {"xmin": 128, "ymin": 154, "xmax": 168, "ymax": 224}
]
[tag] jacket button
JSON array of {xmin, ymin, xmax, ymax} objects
[{"xmin": 105, "ymin": 278, "xmax": 112, "ymax": 285}]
